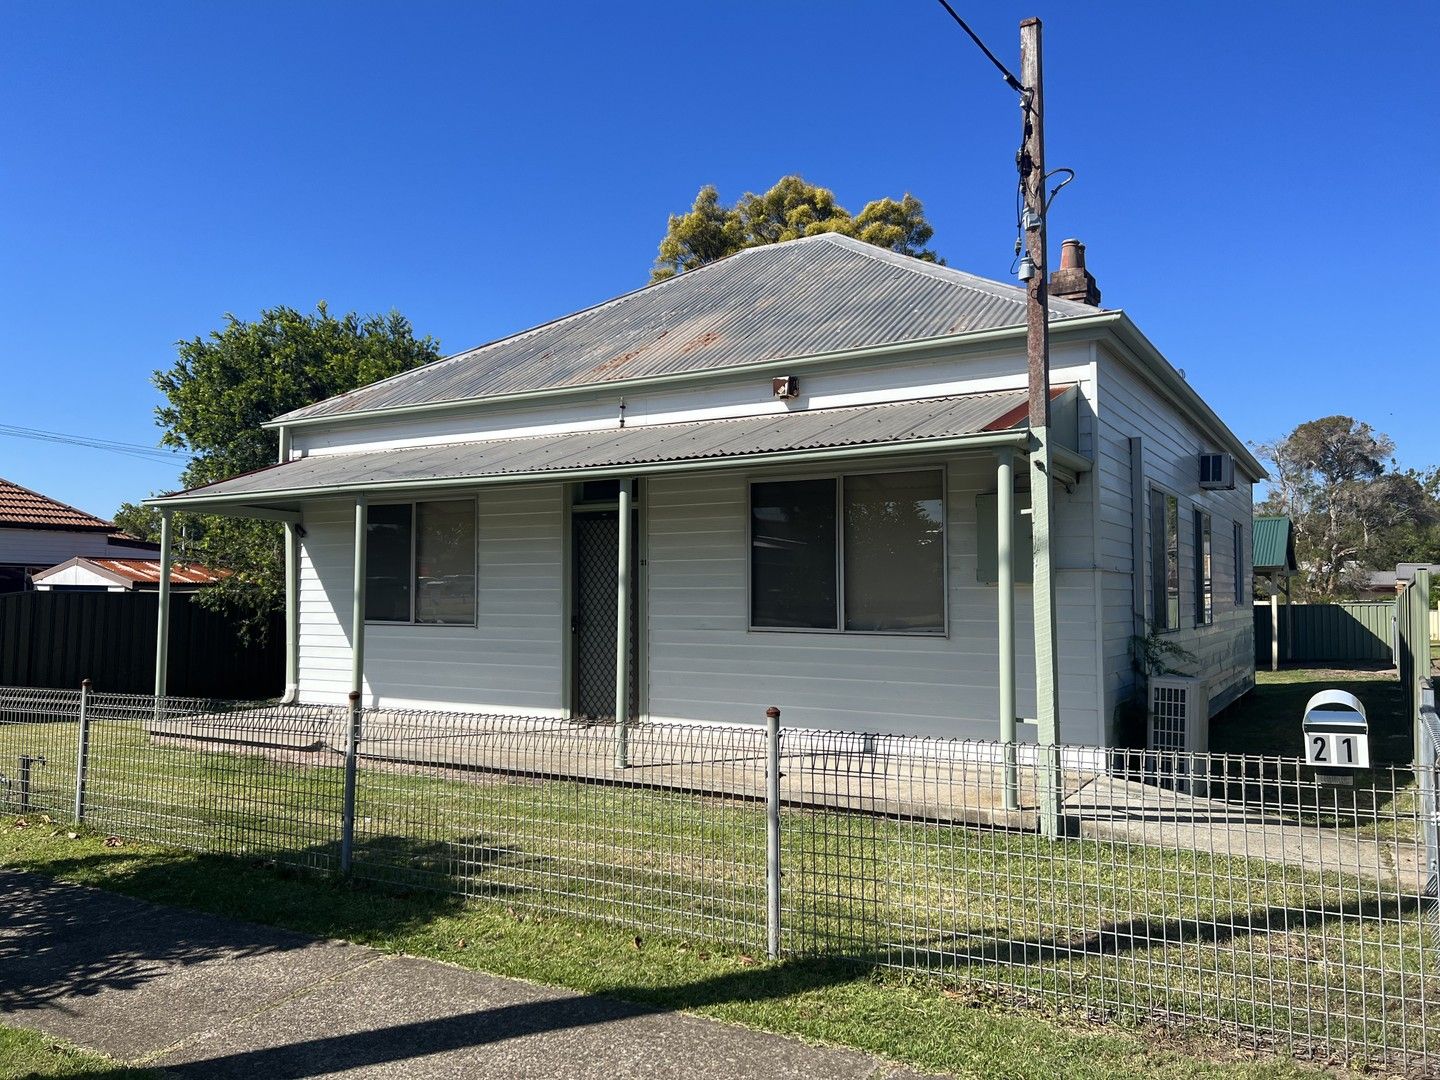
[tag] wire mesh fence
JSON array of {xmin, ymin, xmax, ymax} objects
[{"xmin": 1, "ymin": 684, "xmax": 1436, "ymax": 1072}]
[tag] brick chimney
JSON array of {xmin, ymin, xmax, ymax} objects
[{"xmin": 1049, "ymin": 238, "xmax": 1101, "ymax": 306}]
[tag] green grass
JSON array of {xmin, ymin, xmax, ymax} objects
[
  {"xmin": 2, "ymin": 823, "xmax": 1338, "ymax": 1080},
  {"xmin": 0, "ymin": 1026, "xmax": 156, "ymax": 1079},
  {"xmin": 1, "ymin": 711, "xmax": 1433, "ymax": 1074},
  {"xmin": 1211, "ymin": 668, "xmax": 1407, "ymax": 761}
]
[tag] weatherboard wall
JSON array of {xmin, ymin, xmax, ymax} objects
[
  {"xmin": 0, "ymin": 528, "xmax": 157, "ymax": 569},
  {"xmin": 296, "ymin": 486, "xmax": 566, "ymax": 713},
  {"xmin": 1093, "ymin": 343, "xmax": 1256, "ymax": 738},
  {"xmin": 643, "ymin": 452, "xmax": 1105, "ymax": 743}
]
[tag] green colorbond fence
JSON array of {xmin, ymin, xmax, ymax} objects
[
  {"xmin": 1253, "ymin": 601, "xmax": 1396, "ymax": 665},
  {"xmin": 0, "ymin": 590, "xmax": 281, "ymax": 697}
]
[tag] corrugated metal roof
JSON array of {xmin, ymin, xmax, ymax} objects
[
  {"xmin": 166, "ymin": 388, "xmax": 1042, "ymax": 504},
  {"xmin": 90, "ymin": 559, "xmax": 223, "ymax": 585},
  {"xmin": 32, "ymin": 556, "xmax": 223, "ymax": 587},
  {"xmin": 0, "ymin": 477, "xmax": 116, "ymax": 531},
  {"xmin": 1253, "ymin": 515, "xmax": 1296, "ymax": 572},
  {"xmin": 277, "ymin": 234, "xmax": 1100, "ymax": 424}
]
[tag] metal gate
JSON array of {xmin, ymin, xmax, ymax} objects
[{"xmin": 571, "ymin": 511, "xmax": 637, "ymax": 721}]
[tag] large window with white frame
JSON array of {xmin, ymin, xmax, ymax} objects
[
  {"xmin": 365, "ymin": 499, "xmax": 477, "ymax": 625},
  {"xmin": 749, "ymin": 469, "xmax": 945, "ymax": 634},
  {"xmin": 1149, "ymin": 488, "xmax": 1180, "ymax": 631}
]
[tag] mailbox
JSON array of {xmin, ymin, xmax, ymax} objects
[{"xmin": 1302, "ymin": 689, "xmax": 1370, "ymax": 777}]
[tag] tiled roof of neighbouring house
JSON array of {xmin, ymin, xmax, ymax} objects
[
  {"xmin": 0, "ymin": 476, "xmax": 118, "ymax": 531},
  {"xmin": 275, "ymin": 232, "xmax": 1104, "ymax": 424}
]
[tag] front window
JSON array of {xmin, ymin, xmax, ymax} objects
[
  {"xmin": 1150, "ymin": 489, "xmax": 1180, "ymax": 631},
  {"xmin": 750, "ymin": 470, "xmax": 945, "ymax": 634},
  {"xmin": 1195, "ymin": 511, "xmax": 1213, "ymax": 625},
  {"xmin": 365, "ymin": 499, "xmax": 477, "ymax": 625}
]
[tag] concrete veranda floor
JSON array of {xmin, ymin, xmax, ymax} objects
[{"xmin": 0, "ymin": 870, "xmax": 940, "ymax": 1080}]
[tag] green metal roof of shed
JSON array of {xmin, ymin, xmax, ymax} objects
[{"xmin": 1253, "ymin": 515, "xmax": 1297, "ymax": 573}]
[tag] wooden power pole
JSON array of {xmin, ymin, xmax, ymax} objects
[{"xmin": 1020, "ymin": 17, "xmax": 1062, "ymax": 837}]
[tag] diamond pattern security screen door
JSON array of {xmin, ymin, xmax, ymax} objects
[{"xmin": 571, "ymin": 511, "xmax": 638, "ymax": 722}]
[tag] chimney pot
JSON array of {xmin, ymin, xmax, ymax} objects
[{"xmin": 1049, "ymin": 237, "xmax": 1101, "ymax": 307}]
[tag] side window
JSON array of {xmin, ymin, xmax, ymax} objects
[
  {"xmin": 1233, "ymin": 521, "xmax": 1245, "ymax": 605},
  {"xmin": 1150, "ymin": 489, "xmax": 1180, "ymax": 631},
  {"xmin": 1195, "ymin": 511, "xmax": 1213, "ymax": 626}
]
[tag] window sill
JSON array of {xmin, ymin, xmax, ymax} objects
[
  {"xmin": 747, "ymin": 625, "xmax": 948, "ymax": 639},
  {"xmin": 364, "ymin": 620, "xmax": 479, "ymax": 629}
]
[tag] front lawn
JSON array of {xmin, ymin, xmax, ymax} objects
[
  {"xmin": 1, "ymin": 825, "xmax": 1335, "ymax": 1080},
  {"xmin": 1210, "ymin": 667, "xmax": 1408, "ymax": 761}
]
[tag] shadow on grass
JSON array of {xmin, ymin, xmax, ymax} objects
[
  {"xmin": 7, "ymin": 833, "xmax": 1432, "ymax": 1078},
  {"xmin": 0, "ymin": 831, "xmax": 541, "ymax": 1013}
]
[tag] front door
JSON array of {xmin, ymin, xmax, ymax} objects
[{"xmin": 571, "ymin": 510, "xmax": 638, "ymax": 721}]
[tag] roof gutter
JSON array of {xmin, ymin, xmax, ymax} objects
[
  {"xmin": 262, "ymin": 313, "xmax": 1123, "ymax": 431},
  {"xmin": 145, "ymin": 429, "xmax": 1038, "ymax": 513}
]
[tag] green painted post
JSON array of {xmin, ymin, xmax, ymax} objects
[
  {"xmin": 1415, "ymin": 568, "xmax": 1432, "ymax": 761},
  {"xmin": 996, "ymin": 448, "xmax": 1019, "ymax": 811},
  {"xmin": 614, "ymin": 478, "xmax": 633, "ymax": 770},
  {"xmin": 154, "ymin": 510, "xmax": 173, "ymax": 702},
  {"xmin": 279, "ymin": 426, "xmax": 300, "ymax": 701},
  {"xmin": 350, "ymin": 495, "xmax": 367, "ymax": 701},
  {"xmin": 342, "ymin": 496, "xmax": 367, "ymax": 876}
]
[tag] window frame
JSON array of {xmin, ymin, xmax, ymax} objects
[
  {"xmin": 364, "ymin": 496, "xmax": 479, "ymax": 628},
  {"xmin": 746, "ymin": 464, "xmax": 949, "ymax": 638},
  {"xmin": 1149, "ymin": 486, "xmax": 1182, "ymax": 633},
  {"xmin": 1195, "ymin": 510, "xmax": 1213, "ymax": 626}
]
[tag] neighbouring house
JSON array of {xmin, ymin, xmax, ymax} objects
[
  {"xmin": 31, "ymin": 556, "xmax": 222, "ymax": 593},
  {"xmin": 146, "ymin": 233, "xmax": 1263, "ymax": 748},
  {"xmin": 0, "ymin": 476, "xmax": 158, "ymax": 593},
  {"xmin": 1356, "ymin": 563, "xmax": 1440, "ymax": 598},
  {"xmin": 1252, "ymin": 514, "xmax": 1299, "ymax": 669}
]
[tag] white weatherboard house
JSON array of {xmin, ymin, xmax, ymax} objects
[{"xmin": 148, "ymin": 234, "xmax": 1261, "ymax": 747}]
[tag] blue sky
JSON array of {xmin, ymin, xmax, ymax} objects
[{"xmin": 3, "ymin": 2, "xmax": 1436, "ymax": 519}]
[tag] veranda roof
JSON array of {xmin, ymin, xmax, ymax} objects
[{"xmin": 151, "ymin": 386, "xmax": 1078, "ymax": 512}]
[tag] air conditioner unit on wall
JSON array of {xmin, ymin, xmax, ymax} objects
[
  {"xmin": 1199, "ymin": 452, "xmax": 1235, "ymax": 490},
  {"xmin": 1148, "ymin": 674, "xmax": 1210, "ymax": 754}
]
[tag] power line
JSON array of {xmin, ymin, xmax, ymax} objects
[
  {"xmin": 0, "ymin": 423, "xmax": 188, "ymax": 464},
  {"xmin": 933, "ymin": 1, "xmax": 1026, "ymax": 94}
]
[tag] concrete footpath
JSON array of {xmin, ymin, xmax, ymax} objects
[{"xmin": 0, "ymin": 870, "xmax": 939, "ymax": 1079}]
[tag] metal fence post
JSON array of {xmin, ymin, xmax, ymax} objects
[
  {"xmin": 765, "ymin": 705, "xmax": 782, "ymax": 960},
  {"xmin": 340, "ymin": 690, "xmax": 361, "ymax": 875},
  {"xmin": 74, "ymin": 678, "xmax": 91, "ymax": 823}
]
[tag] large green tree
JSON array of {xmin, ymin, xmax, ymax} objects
[
  {"xmin": 119, "ymin": 303, "xmax": 440, "ymax": 634},
  {"xmin": 1256, "ymin": 416, "xmax": 1438, "ymax": 598},
  {"xmin": 651, "ymin": 177, "xmax": 942, "ymax": 282}
]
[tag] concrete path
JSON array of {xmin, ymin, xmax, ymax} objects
[{"xmin": 0, "ymin": 870, "xmax": 938, "ymax": 1079}]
